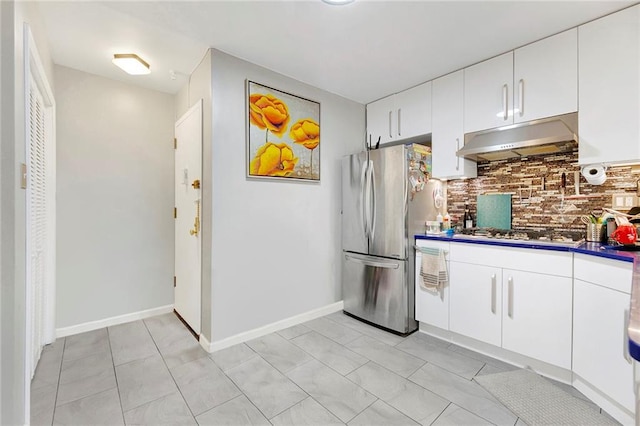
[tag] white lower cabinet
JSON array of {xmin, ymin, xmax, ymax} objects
[
  {"xmin": 444, "ymin": 243, "xmax": 573, "ymax": 369},
  {"xmin": 573, "ymin": 254, "xmax": 634, "ymax": 414},
  {"xmin": 414, "ymin": 240, "xmax": 450, "ymax": 330},
  {"xmin": 415, "ymin": 242, "xmax": 635, "ymax": 424},
  {"xmin": 501, "ymin": 269, "xmax": 572, "ymax": 369},
  {"xmin": 449, "ymin": 262, "xmax": 502, "ymax": 347}
]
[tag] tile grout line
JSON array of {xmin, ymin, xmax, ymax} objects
[
  {"xmin": 290, "ymin": 321, "xmax": 451, "ymax": 423},
  {"xmin": 49, "ymin": 337, "xmax": 67, "ymax": 425},
  {"xmin": 323, "ymin": 314, "xmax": 408, "ymax": 347},
  {"xmin": 305, "ymin": 317, "xmax": 364, "ymax": 346},
  {"xmin": 280, "ymin": 356, "xmax": 377, "ymax": 423},
  {"xmin": 346, "ymin": 395, "xmax": 379, "ymax": 424},
  {"xmin": 395, "ymin": 338, "xmax": 489, "ymax": 382},
  {"xmin": 344, "ymin": 358, "xmax": 452, "ymax": 424},
  {"xmin": 106, "ymin": 327, "xmax": 127, "ymax": 425},
  {"xmin": 414, "ymin": 362, "xmax": 515, "ymax": 426},
  {"xmin": 428, "ymin": 401, "xmax": 453, "ymax": 426},
  {"xmin": 204, "ymin": 344, "xmax": 272, "ymax": 419},
  {"xmin": 220, "ymin": 352, "xmax": 304, "ymax": 422},
  {"xmin": 140, "ymin": 316, "xmax": 199, "ymax": 421},
  {"xmin": 287, "ymin": 332, "xmax": 369, "ymax": 378},
  {"xmin": 208, "ymin": 342, "xmax": 260, "ymax": 372}
]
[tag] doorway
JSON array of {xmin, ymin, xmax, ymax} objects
[{"xmin": 174, "ymin": 99, "xmax": 203, "ymax": 335}]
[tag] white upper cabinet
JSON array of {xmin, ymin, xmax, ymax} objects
[
  {"xmin": 464, "ymin": 29, "xmax": 578, "ymax": 134},
  {"xmin": 366, "ymin": 94, "xmax": 396, "ymax": 146},
  {"xmin": 432, "ymin": 71, "xmax": 477, "ymax": 179},
  {"xmin": 464, "ymin": 52, "xmax": 514, "ymax": 134},
  {"xmin": 394, "ymin": 82, "xmax": 432, "ymax": 141},
  {"xmin": 514, "ymin": 28, "xmax": 577, "ymax": 123},
  {"xmin": 366, "ymin": 81, "xmax": 432, "ymax": 146},
  {"xmin": 578, "ymin": 5, "xmax": 640, "ymax": 166}
]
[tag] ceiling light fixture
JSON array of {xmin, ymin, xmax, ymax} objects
[
  {"xmin": 112, "ymin": 53, "xmax": 150, "ymax": 75},
  {"xmin": 321, "ymin": 0, "xmax": 355, "ymax": 5}
]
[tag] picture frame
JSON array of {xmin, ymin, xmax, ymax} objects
[{"xmin": 246, "ymin": 80, "xmax": 321, "ymax": 182}]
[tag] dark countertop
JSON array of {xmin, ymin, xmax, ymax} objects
[
  {"xmin": 415, "ymin": 233, "xmax": 636, "ymax": 262},
  {"xmin": 415, "ymin": 233, "xmax": 640, "ymax": 361}
]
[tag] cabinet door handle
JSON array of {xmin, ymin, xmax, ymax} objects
[
  {"xmin": 491, "ymin": 273, "xmax": 496, "ymax": 314},
  {"xmin": 455, "ymin": 138, "xmax": 460, "ymax": 171},
  {"xmin": 502, "ymin": 84, "xmax": 508, "ymax": 120},
  {"xmin": 624, "ymin": 308, "xmax": 632, "ymax": 364},
  {"xmin": 507, "ymin": 276, "xmax": 514, "ymax": 318},
  {"xmin": 388, "ymin": 111, "xmax": 393, "ymax": 138},
  {"xmin": 518, "ymin": 79, "xmax": 524, "ymax": 117},
  {"xmin": 397, "ymin": 109, "xmax": 401, "ymax": 136}
]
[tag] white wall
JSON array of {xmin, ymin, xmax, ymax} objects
[
  {"xmin": 209, "ymin": 50, "xmax": 365, "ymax": 342},
  {"xmin": 1, "ymin": 1, "xmax": 55, "ymax": 423},
  {"xmin": 55, "ymin": 65, "xmax": 175, "ymax": 329}
]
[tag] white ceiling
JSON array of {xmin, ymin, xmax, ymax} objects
[{"xmin": 36, "ymin": 0, "xmax": 635, "ymax": 104}]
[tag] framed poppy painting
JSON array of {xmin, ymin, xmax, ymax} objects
[{"xmin": 246, "ymin": 81, "xmax": 320, "ymax": 181}]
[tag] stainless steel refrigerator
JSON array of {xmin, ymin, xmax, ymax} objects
[{"xmin": 341, "ymin": 143, "xmax": 445, "ymax": 335}]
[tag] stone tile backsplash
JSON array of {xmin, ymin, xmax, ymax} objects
[{"xmin": 445, "ymin": 147, "xmax": 640, "ymax": 231}]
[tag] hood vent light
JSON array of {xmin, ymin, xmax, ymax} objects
[{"xmin": 458, "ymin": 113, "xmax": 578, "ymax": 162}]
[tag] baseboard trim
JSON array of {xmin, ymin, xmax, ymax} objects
[
  {"xmin": 418, "ymin": 322, "xmax": 573, "ymax": 383},
  {"xmin": 204, "ymin": 301, "xmax": 344, "ymax": 353},
  {"xmin": 199, "ymin": 333, "xmax": 211, "ymax": 352},
  {"xmin": 572, "ymin": 375, "xmax": 634, "ymax": 426},
  {"xmin": 56, "ymin": 305, "xmax": 174, "ymax": 338}
]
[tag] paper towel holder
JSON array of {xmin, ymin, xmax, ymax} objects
[{"xmin": 581, "ymin": 163, "xmax": 608, "ymax": 185}]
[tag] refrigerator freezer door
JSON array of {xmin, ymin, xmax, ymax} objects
[
  {"xmin": 368, "ymin": 145, "xmax": 407, "ymax": 259},
  {"xmin": 342, "ymin": 252, "xmax": 416, "ymax": 334},
  {"xmin": 342, "ymin": 152, "xmax": 369, "ymax": 254}
]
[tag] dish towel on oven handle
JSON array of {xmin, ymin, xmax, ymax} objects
[{"xmin": 417, "ymin": 247, "xmax": 448, "ymax": 294}]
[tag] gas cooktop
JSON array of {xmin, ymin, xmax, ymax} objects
[{"xmin": 455, "ymin": 228, "xmax": 586, "ymax": 248}]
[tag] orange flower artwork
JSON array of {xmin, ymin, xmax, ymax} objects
[
  {"xmin": 290, "ymin": 119, "xmax": 320, "ymax": 150},
  {"xmin": 249, "ymin": 94, "xmax": 290, "ymax": 138},
  {"xmin": 249, "ymin": 142, "xmax": 298, "ymax": 177},
  {"xmin": 290, "ymin": 118, "xmax": 320, "ymax": 175},
  {"xmin": 247, "ymin": 81, "xmax": 320, "ymax": 181}
]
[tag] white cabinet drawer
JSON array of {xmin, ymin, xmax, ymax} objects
[
  {"xmin": 574, "ymin": 253, "xmax": 633, "ymax": 294},
  {"xmin": 450, "ymin": 243, "xmax": 572, "ymax": 277}
]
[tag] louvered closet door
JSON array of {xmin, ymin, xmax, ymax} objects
[{"xmin": 28, "ymin": 75, "xmax": 47, "ymax": 376}]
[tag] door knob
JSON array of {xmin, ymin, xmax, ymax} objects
[{"xmin": 191, "ymin": 179, "xmax": 200, "ymax": 189}]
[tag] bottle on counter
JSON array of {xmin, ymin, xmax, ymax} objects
[
  {"xmin": 463, "ymin": 201, "xmax": 474, "ymax": 229},
  {"xmin": 436, "ymin": 212, "xmax": 443, "ymax": 231},
  {"xmin": 443, "ymin": 212, "xmax": 451, "ymax": 230}
]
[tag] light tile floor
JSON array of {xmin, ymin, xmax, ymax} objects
[{"xmin": 31, "ymin": 311, "xmax": 615, "ymax": 425}]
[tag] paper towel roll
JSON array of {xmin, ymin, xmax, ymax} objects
[{"xmin": 581, "ymin": 164, "xmax": 607, "ymax": 185}]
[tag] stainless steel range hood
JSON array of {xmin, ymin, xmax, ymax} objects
[{"xmin": 457, "ymin": 113, "xmax": 578, "ymax": 162}]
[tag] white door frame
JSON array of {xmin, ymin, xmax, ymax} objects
[
  {"xmin": 174, "ymin": 99, "xmax": 203, "ymax": 335},
  {"xmin": 23, "ymin": 23, "xmax": 56, "ymax": 424}
]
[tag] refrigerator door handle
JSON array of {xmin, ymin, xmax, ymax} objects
[
  {"xmin": 403, "ymin": 160, "xmax": 408, "ymax": 217},
  {"xmin": 360, "ymin": 161, "xmax": 369, "ymax": 238},
  {"xmin": 344, "ymin": 254, "xmax": 400, "ymax": 269},
  {"xmin": 369, "ymin": 161, "xmax": 377, "ymax": 241}
]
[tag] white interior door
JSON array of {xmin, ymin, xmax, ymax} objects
[
  {"xmin": 174, "ymin": 99, "xmax": 202, "ymax": 334},
  {"xmin": 24, "ymin": 24, "xmax": 56, "ymax": 387}
]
